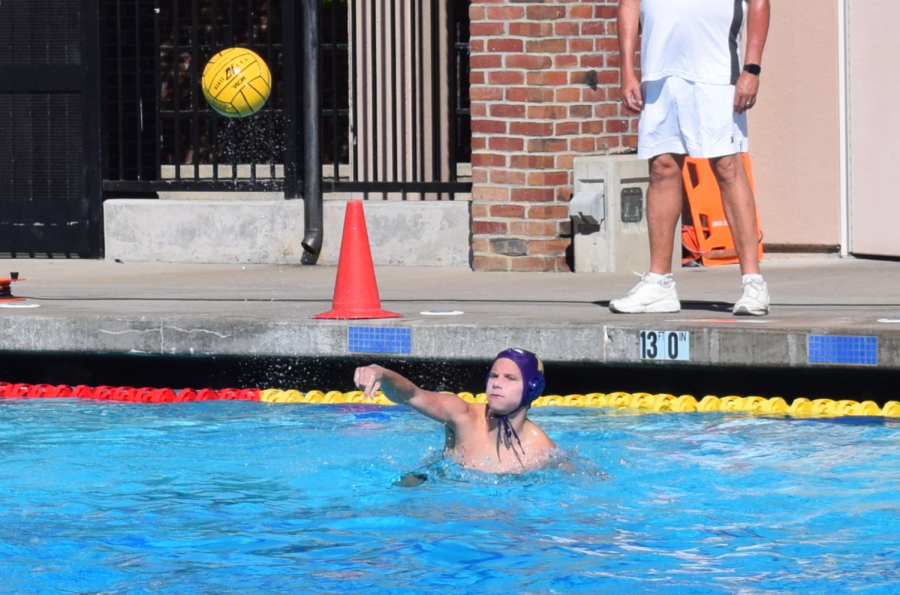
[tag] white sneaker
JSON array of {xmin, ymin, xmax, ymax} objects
[
  {"xmin": 733, "ymin": 279, "xmax": 770, "ymax": 316},
  {"xmin": 609, "ymin": 273, "xmax": 681, "ymax": 313}
]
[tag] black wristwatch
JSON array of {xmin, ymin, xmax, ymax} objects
[{"xmin": 743, "ymin": 63, "xmax": 761, "ymax": 75}]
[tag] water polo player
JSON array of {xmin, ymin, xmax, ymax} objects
[{"xmin": 353, "ymin": 348, "xmax": 556, "ymax": 473}]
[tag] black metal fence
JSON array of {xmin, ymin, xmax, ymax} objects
[
  {"xmin": 103, "ymin": 0, "xmax": 470, "ymax": 198},
  {"xmin": 0, "ymin": 0, "xmax": 102, "ymax": 257}
]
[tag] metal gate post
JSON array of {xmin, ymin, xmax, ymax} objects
[
  {"xmin": 84, "ymin": 0, "xmax": 107, "ymax": 258},
  {"xmin": 283, "ymin": 0, "xmax": 303, "ymax": 201},
  {"xmin": 300, "ymin": 0, "xmax": 323, "ymax": 264}
]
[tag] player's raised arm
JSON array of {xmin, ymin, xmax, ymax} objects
[{"xmin": 353, "ymin": 364, "xmax": 472, "ymax": 425}]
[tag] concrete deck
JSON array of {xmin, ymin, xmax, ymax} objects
[{"xmin": 1, "ymin": 256, "xmax": 899, "ymax": 369}]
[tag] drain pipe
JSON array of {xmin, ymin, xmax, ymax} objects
[{"xmin": 300, "ymin": 0, "xmax": 323, "ymax": 264}]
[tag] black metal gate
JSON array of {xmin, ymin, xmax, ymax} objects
[
  {"xmin": 0, "ymin": 0, "xmax": 104, "ymax": 257},
  {"xmin": 0, "ymin": 0, "xmax": 470, "ymax": 259}
]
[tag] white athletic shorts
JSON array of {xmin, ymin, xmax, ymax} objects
[{"xmin": 637, "ymin": 76, "xmax": 748, "ymax": 160}]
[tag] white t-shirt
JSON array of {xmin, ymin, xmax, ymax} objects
[{"xmin": 640, "ymin": 0, "xmax": 747, "ymax": 86}]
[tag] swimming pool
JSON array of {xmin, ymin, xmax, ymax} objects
[{"xmin": 1, "ymin": 400, "xmax": 898, "ymax": 594}]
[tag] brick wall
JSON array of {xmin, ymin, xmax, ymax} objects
[{"xmin": 469, "ymin": 0, "xmax": 639, "ymax": 271}]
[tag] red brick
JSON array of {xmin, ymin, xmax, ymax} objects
[
  {"xmin": 527, "ymin": 171, "xmax": 570, "ymax": 186},
  {"xmin": 555, "ymin": 87, "xmax": 580, "ymax": 102},
  {"xmin": 470, "ymin": 86, "xmax": 504, "ymax": 101},
  {"xmin": 527, "ymin": 138, "xmax": 568, "ymax": 153},
  {"xmin": 582, "ymin": 87, "xmax": 607, "ymax": 102},
  {"xmin": 553, "ymin": 121, "xmax": 580, "ymax": 136},
  {"xmin": 569, "ymin": 105, "xmax": 592, "ymax": 119},
  {"xmin": 554, "ymin": 54, "xmax": 579, "ymax": 69},
  {"xmin": 527, "ymin": 105, "xmax": 567, "ymax": 120},
  {"xmin": 570, "ymin": 137, "xmax": 595, "ymax": 152},
  {"xmin": 490, "ymin": 103, "xmax": 526, "ymax": 118},
  {"xmin": 511, "ymin": 154, "xmax": 556, "ymax": 169},
  {"xmin": 469, "ymin": 6, "xmax": 485, "ymax": 21},
  {"xmin": 509, "ymin": 220, "xmax": 558, "ymax": 236},
  {"xmin": 472, "ymin": 168, "xmax": 489, "ymax": 183},
  {"xmin": 596, "ymin": 38, "xmax": 619, "ymax": 52},
  {"xmin": 595, "ymin": 5, "xmax": 617, "ymax": 19},
  {"xmin": 509, "ymin": 22, "xmax": 553, "ymax": 37},
  {"xmin": 569, "ymin": 38, "xmax": 593, "ymax": 53},
  {"xmin": 580, "ymin": 54, "xmax": 604, "ymax": 68},
  {"xmin": 470, "ymin": 71, "xmax": 485, "ymax": 85},
  {"xmin": 511, "ymin": 187, "xmax": 556, "ymax": 202},
  {"xmin": 594, "ymin": 103, "xmax": 618, "ymax": 118},
  {"xmin": 527, "ymin": 71, "xmax": 569, "ymax": 86},
  {"xmin": 471, "ymin": 152, "xmax": 507, "ymax": 168},
  {"xmin": 510, "ymin": 256, "xmax": 558, "ymax": 272},
  {"xmin": 472, "ymin": 184, "xmax": 510, "ymax": 202},
  {"xmin": 605, "ymin": 119, "xmax": 629, "ymax": 133},
  {"xmin": 471, "ymin": 119, "xmax": 507, "ymax": 134},
  {"xmin": 597, "ymin": 137, "xmax": 623, "ymax": 151},
  {"xmin": 526, "ymin": 5, "xmax": 567, "ymax": 20},
  {"xmin": 490, "ymin": 204, "xmax": 526, "ymax": 218},
  {"xmin": 581, "ymin": 21, "xmax": 606, "ymax": 36},
  {"xmin": 472, "ymin": 220, "xmax": 509, "ymax": 235},
  {"xmin": 471, "ymin": 22, "xmax": 505, "ymax": 37},
  {"xmin": 506, "ymin": 87, "xmax": 555, "ymax": 103},
  {"xmin": 526, "ymin": 38, "xmax": 568, "ymax": 54},
  {"xmin": 470, "ymin": 136, "xmax": 486, "ymax": 150},
  {"xmin": 597, "ymin": 70, "xmax": 620, "ymax": 85},
  {"xmin": 556, "ymin": 153, "xmax": 575, "ymax": 170},
  {"xmin": 506, "ymin": 55, "xmax": 553, "ymax": 70},
  {"xmin": 471, "ymin": 237, "xmax": 491, "ymax": 254},
  {"xmin": 472, "ymin": 255, "xmax": 510, "ymax": 272},
  {"xmin": 488, "ymin": 39, "xmax": 524, "ymax": 53},
  {"xmin": 469, "ymin": 39, "xmax": 484, "ymax": 53},
  {"xmin": 486, "ymin": 5, "xmax": 524, "ymax": 20},
  {"xmin": 569, "ymin": 5, "xmax": 594, "ymax": 19},
  {"xmin": 528, "ymin": 205, "xmax": 570, "ymax": 219},
  {"xmin": 470, "ymin": 101, "xmax": 487, "ymax": 117},
  {"xmin": 554, "ymin": 22, "xmax": 580, "ymax": 37},
  {"xmin": 556, "ymin": 185, "xmax": 574, "ymax": 201},
  {"xmin": 510, "ymin": 121, "xmax": 554, "ymax": 136},
  {"xmin": 470, "ymin": 55, "xmax": 503, "ymax": 70},
  {"xmin": 488, "ymin": 70, "xmax": 525, "ymax": 85},
  {"xmin": 490, "ymin": 168, "xmax": 527, "ymax": 185},
  {"xmin": 527, "ymin": 239, "xmax": 571, "ymax": 255},
  {"xmin": 471, "ymin": 203, "xmax": 490, "ymax": 219},
  {"xmin": 581, "ymin": 120, "xmax": 604, "ymax": 134}
]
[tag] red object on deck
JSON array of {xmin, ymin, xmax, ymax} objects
[{"xmin": 313, "ymin": 200, "xmax": 401, "ymax": 320}]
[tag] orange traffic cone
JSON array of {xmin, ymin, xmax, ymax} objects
[{"xmin": 313, "ymin": 200, "xmax": 402, "ymax": 319}]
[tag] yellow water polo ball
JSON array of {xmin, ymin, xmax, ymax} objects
[{"xmin": 201, "ymin": 47, "xmax": 272, "ymax": 118}]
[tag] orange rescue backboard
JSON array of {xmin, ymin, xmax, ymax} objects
[{"xmin": 682, "ymin": 153, "xmax": 764, "ymax": 267}]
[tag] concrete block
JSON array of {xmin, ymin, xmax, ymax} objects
[
  {"xmin": 104, "ymin": 199, "xmax": 471, "ymax": 266},
  {"xmin": 571, "ymin": 154, "xmax": 680, "ymax": 273}
]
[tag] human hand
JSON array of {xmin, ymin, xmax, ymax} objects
[
  {"xmin": 620, "ymin": 73, "xmax": 643, "ymax": 114},
  {"xmin": 354, "ymin": 364, "xmax": 384, "ymax": 398},
  {"xmin": 734, "ymin": 71, "xmax": 760, "ymax": 114}
]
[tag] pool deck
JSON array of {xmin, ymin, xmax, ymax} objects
[{"xmin": 1, "ymin": 255, "xmax": 899, "ymax": 369}]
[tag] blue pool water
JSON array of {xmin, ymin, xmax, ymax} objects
[{"xmin": 1, "ymin": 400, "xmax": 899, "ymax": 594}]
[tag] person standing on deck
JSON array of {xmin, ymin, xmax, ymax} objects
[{"xmin": 611, "ymin": 0, "xmax": 771, "ymax": 316}]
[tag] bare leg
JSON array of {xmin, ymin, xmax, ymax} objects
[
  {"xmin": 709, "ymin": 154, "xmax": 760, "ymax": 275},
  {"xmin": 647, "ymin": 153, "xmax": 686, "ymax": 275}
]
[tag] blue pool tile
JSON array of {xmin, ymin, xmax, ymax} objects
[
  {"xmin": 807, "ymin": 335, "xmax": 878, "ymax": 365},
  {"xmin": 348, "ymin": 326, "xmax": 412, "ymax": 354}
]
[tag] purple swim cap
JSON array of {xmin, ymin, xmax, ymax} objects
[{"xmin": 490, "ymin": 348, "xmax": 546, "ymax": 407}]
